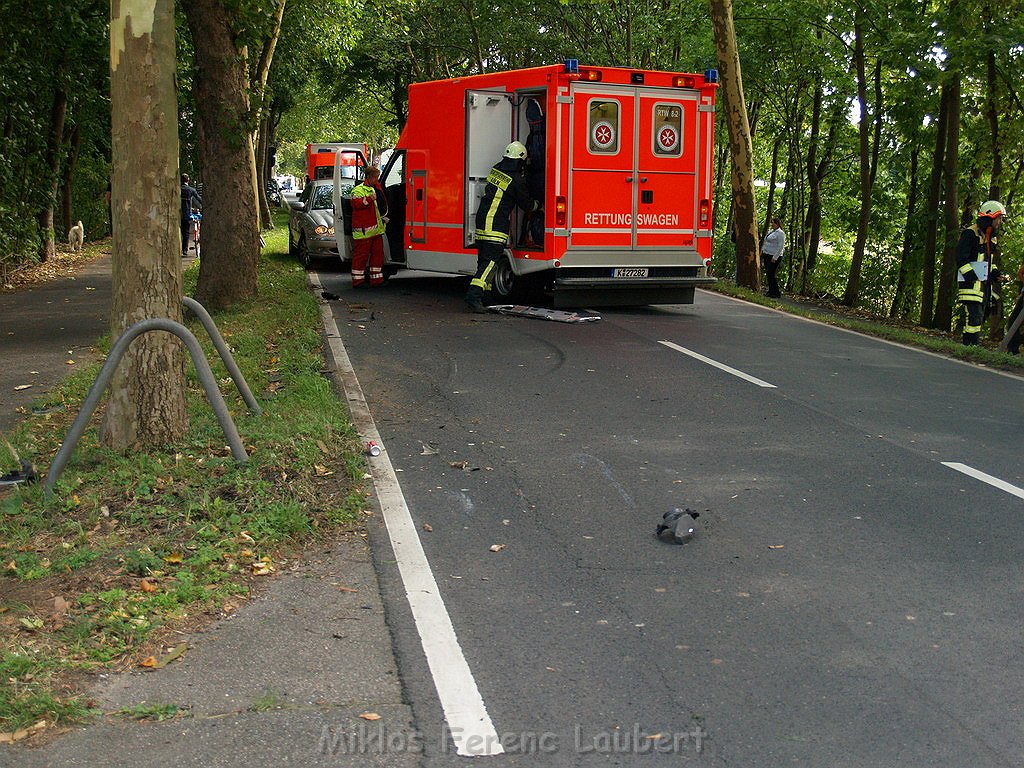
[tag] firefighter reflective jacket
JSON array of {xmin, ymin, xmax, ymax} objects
[
  {"xmin": 350, "ymin": 182, "xmax": 385, "ymax": 239},
  {"xmin": 956, "ymin": 220, "xmax": 999, "ymax": 304},
  {"xmin": 474, "ymin": 157, "xmax": 538, "ymax": 245}
]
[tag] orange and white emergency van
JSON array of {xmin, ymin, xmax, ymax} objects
[
  {"xmin": 306, "ymin": 142, "xmax": 367, "ymax": 183},
  {"xmin": 372, "ymin": 61, "xmax": 719, "ymax": 307}
]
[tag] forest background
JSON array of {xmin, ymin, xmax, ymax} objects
[{"xmin": 2, "ymin": 0, "xmax": 1023, "ymax": 332}]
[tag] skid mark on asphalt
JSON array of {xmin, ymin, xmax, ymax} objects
[{"xmin": 571, "ymin": 452, "xmax": 635, "ymax": 508}]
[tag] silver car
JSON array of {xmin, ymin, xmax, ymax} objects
[{"xmin": 288, "ymin": 180, "xmax": 339, "ymax": 268}]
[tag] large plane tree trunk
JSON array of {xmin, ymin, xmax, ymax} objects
[
  {"xmin": 102, "ymin": 0, "xmax": 187, "ymax": 451},
  {"xmin": 184, "ymin": 0, "xmax": 260, "ymax": 310},
  {"xmin": 709, "ymin": 0, "xmax": 759, "ymax": 291}
]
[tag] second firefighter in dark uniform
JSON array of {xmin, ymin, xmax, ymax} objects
[
  {"xmin": 956, "ymin": 200, "xmax": 1006, "ymax": 345},
  {"xmin": 465, "ymin": 141, "xmax": 539, "ymax": 313}
]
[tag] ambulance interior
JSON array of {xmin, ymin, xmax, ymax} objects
[{"xmin": 464, "ymin": 88, "xmax": 546, "ymax": 252}]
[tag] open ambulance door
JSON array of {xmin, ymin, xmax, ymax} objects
[
  {"xmin": 331, "ymin": 150, "xmax": 368, "ymax": 264},
  {"xmin": 465, "ymin": 89, "xmax": 513, "ymax": 247}
]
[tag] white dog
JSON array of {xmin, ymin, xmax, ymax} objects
[{"xmin": 68, "ymin": 221, "xmax": 84, "ymax": 253}]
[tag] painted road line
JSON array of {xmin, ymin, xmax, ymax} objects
[
  {"xmin": 658, "ymin": 340, "xmax": 777, "ymax": 388},
  {"xmin": 942, "ymin": 462, "xmax": 1024, "ymax": 501},
  {"xmin": 315, "ymin": 279, "xmax": 504, "ymax": 757}
]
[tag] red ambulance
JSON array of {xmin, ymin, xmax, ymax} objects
[
  {"xmin": 372, "ymin": 61, "xmax": 719, "ymax": 307},
  {"xmin": 306, "ymin": 142, "xmax": 367, "ymax": 183}
]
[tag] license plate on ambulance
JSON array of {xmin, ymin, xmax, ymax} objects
[{"xmin": 613, "ymin": 268, "xmax": 648, "ymax": 278}]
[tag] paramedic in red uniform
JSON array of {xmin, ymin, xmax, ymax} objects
[
  {"xmin": 466, "ymin": 141, "xmax": 539, "ymax": 313},
  {"xmin": 350, "ymin": 168, "xmax": 387, "ymax": 288}
]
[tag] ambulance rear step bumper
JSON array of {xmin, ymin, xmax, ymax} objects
[{"xmin": 551, "ymin": 275, "xmax": 717, "ymax": 308}]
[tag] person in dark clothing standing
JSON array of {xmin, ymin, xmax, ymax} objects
[
  {"xmin": 465, "ymin": 142, "xmax": 539, "ymax": 313},
  {"xmin": 761, "ymin": 217, "xmax": 785, "ymax": 298},
  {"xmin": 956, "ymin": 200, "xmax": 1005, "ymax": 345},
  {"xmin": 180, "ymin": 174, "xmax": 202, "ymax": 257}
]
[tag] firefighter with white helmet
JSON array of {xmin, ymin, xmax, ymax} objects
[
  {"xmin": 465, "ymin": 141, "xmax": 539, "ymax": 313},
  {"xmin": 956, "ymin": 200, "xmax": 1006, "ymax": 345}
]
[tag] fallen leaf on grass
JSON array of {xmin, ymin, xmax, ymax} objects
[
  {"xmin": 19, "ymin": 617, "xmax": 43, "ymax": 630},
  {"xmin": 162, "ymin": 553, "xmax": 183, "ymax": 564},
  {"xmin": 139, "ymin": 579, "xmax": 158, "ymax": 593},
  {"xmin": 52, "ymin": 596, "xmax": 70, "ymax": 614},
  {"xmin": 314, "ymin": 464, "xmax": 334, "ymax": 477},
  {"xmin": 0, "ymin": 720, "xmax": 47, "ymax": 744},
  {"xmin": 140, "ymin": 656, "xmax": 158, "ymax": 668},
  {"xmin": 359, "ymin": 712, "xmax": 382, "ymax": 721},
  {"xmin": 489, "ymin": 544, "xmax": 506, "ymax": 553},
  {"xmin": 252, "ymin": 557, "xmax": 275, "ymax": 575}
]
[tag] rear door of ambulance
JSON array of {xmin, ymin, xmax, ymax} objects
[{"xmin": 567, "ymin": 81, "xmax": 701, "ymax": 259}]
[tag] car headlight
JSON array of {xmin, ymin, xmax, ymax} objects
[{"xmin": 314, "ymin": 225, "xmax": 329, "ymax": 235}]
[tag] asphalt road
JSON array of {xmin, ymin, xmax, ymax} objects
[{"xmin": 318, "ymin": 269, "xmax": 1024, "ymax": 767}]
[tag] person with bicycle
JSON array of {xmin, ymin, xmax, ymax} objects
[{"xmin": 180, "ymin": 173, "xmax": 202, "ymax": 257}]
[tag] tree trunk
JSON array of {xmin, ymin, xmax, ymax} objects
[
  {"xmin": 252, "ymin": 0, "xmax": 286, "ymax": 232},
  {"xmin": 709, "ymin": 0, "xmax": 759, "ymax": 290},
  {"xmin": 983, "ymin": 23, "xmax": 999, "ymax": 199},
  {"xmin": 37, "ymin": 87, "xmax": 67, "ymax": 263},
  {"xmin": 890, "ymin": 145, "xmax": 920, "ymax": 319},
  {"xmin": 102, "ymin": 0, "xmax": 187, "ymax": 451},
  {"xmin": 843, "ymin": 13, "xmax": 873, "ymax": 307},
  {"xmin": 761, "ymin": 134, "xmax": 782, "ymax": 241},
  {"xmin": 184, "ymin": 0, "xmax": 260, "ymax": 311},
  {"xmin": 61, "ymin": 122, "xmax": 82, "ymax": 239},
  {"xmin": 933, "ymin": 77, "xmax": 961, "ymax": 331},
  {"xmin": 919, "ymin": 85, "xmax": 951, "ymax": 327},
  {"xmin": 257, "ymin": 113, "xmax": 272, "ymax": 229}
]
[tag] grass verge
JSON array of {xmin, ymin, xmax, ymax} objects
[
  {"xmin": 708, "ymin": 280, "xmax": 1024, "ymax": 372},
  {"xmin": 0, "ymin": 215, "xmax": 365, "ymax": 735}
]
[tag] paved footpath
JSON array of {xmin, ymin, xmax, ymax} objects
[
  {"xmin": 2, "ymin": 257, "xmax": 419, "ymax": 767},
  {"xmin": 0, "ymin": 254, "xmax": 113, "ymax": 435}
]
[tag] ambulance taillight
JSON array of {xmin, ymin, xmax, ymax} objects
[
  {"xmin": 555, "ymin": 196, "xmax": 567, "ymax": 226},
  {"xmin": 578, "ymin": 69, "xmax": 602, "ymax": 82},
  {"xmin": 673, "ymin": 75, "xmax": 697, "ymax": 88},
  {"xmin": 699, "ymin": 199, "xmax": 710, "ymax": 227}
]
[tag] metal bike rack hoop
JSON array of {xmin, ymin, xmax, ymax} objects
[{"xmin": 44, "ymin": 318, "xmax": 249, "ymax": 498}]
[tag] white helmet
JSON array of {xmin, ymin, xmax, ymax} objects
[
  {"xmin": 503, "ymin": 141, "xmax": 527, "ymax": 160},
  {"xmin": 978, "ymin": 200, "xmax": 1006, "ymax": 218}
]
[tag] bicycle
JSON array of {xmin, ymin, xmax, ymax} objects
[{"xmin": 189, "ymin": 211, "xmax": 202, "ymax": 258}]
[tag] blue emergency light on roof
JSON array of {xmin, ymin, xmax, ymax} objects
[
  {"xmin": 564, "ymin": 59, "xmax": 579, "ymax": 74},
  {"xmin": 704, "ymin": 69, "xmax": 719, "ymax": 83}
]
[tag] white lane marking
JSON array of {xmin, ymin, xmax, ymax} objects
[
  {"xmin": 314, "ymin": 279, "xmax": 504, "ymax": 757},
  {"xmin": 658, "ymin": 340, "xmax": 777, "ymax": 388},
  {"xmin": 942, "ymin": 462, "xmax": 1024, "ymax": 500}
]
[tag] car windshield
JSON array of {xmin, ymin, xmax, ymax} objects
[{"xmin": 310, "ymin": 185, "xmax": 333, "ymax": 210}]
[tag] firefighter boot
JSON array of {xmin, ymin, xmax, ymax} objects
[{"xmin": 465, "ymin": 273, "xmax": 489, "ymax": 313}]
